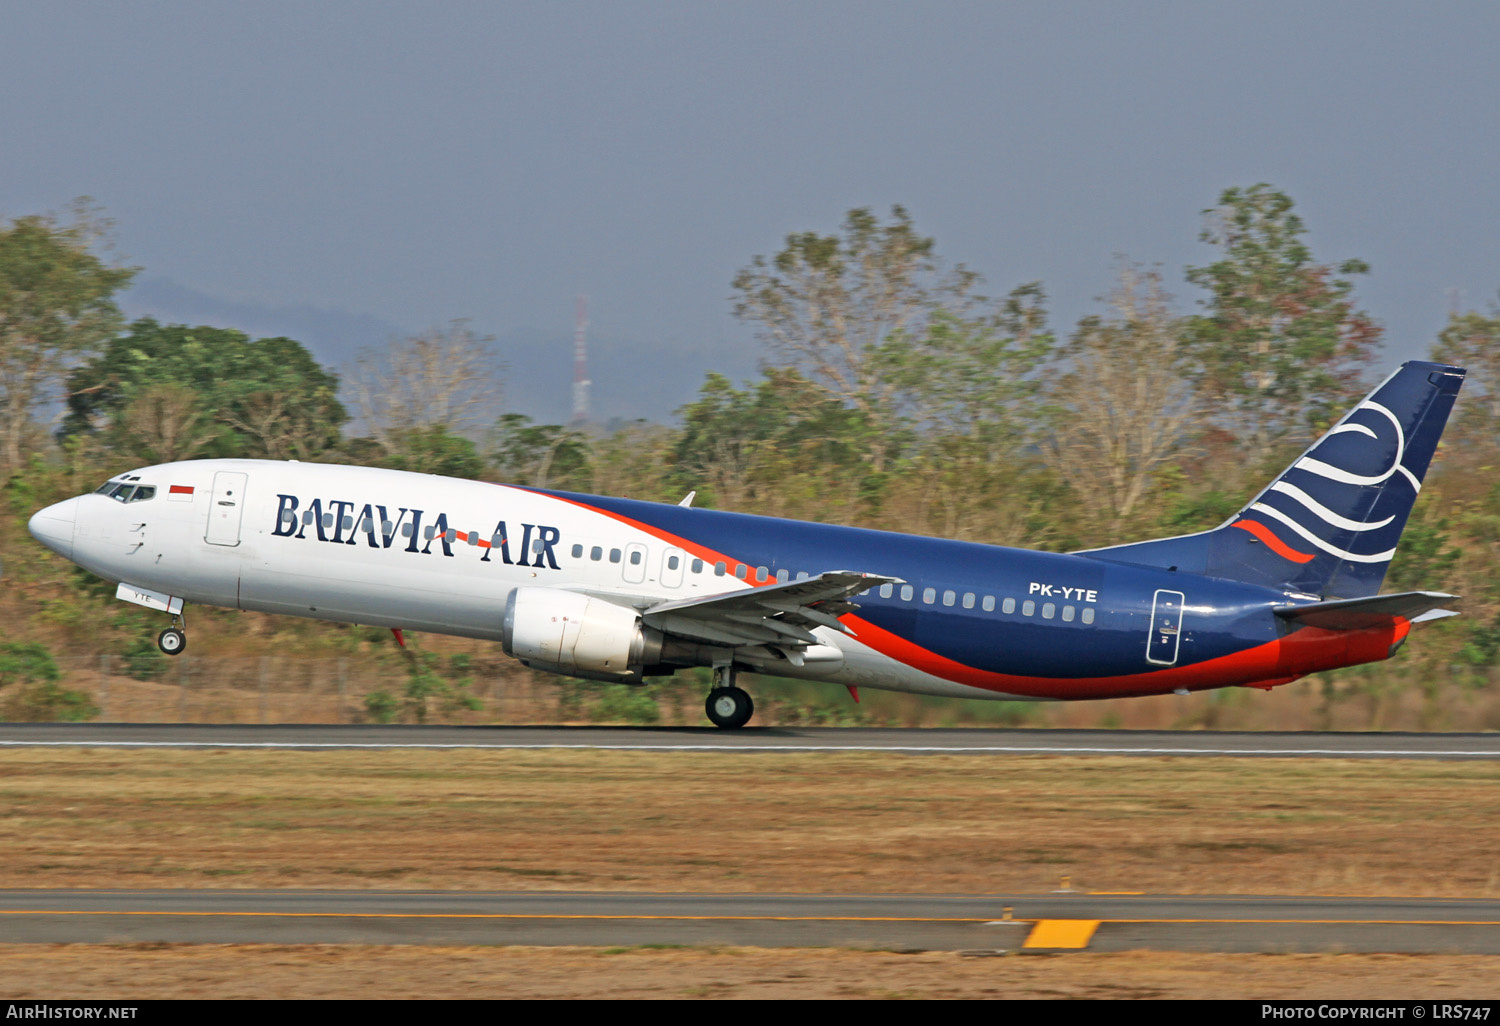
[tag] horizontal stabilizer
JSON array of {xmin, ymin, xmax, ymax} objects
[{"xmin": 1273, "ymin": 591, "xmax": 1459, "ymax": 630}]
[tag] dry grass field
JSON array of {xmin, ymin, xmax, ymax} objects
[
  {"xmin": 3, "ymin": 748, "xmax": 1498, "ymax": 895},
  {"xmin": 3, "ymin": 747, "xmax": 1499, "ymax": 998},
  {"xmin": 2, "ymin": 945, "xmax": 1498, "ymax": 1000}
]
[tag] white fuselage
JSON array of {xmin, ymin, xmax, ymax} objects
[{"xmin": 33, "ymin": 458, "xmax": 1003, "ymax": 700}]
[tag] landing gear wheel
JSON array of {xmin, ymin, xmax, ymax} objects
[
  {"xmin": 157, "ymin": 628, "xmax": 186, "ymax": 656},
  {"xmin": 705, "ymin": 686, "xmax": 753, "ymax": 729}
]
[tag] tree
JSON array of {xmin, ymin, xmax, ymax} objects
[
  {"xmin": 1046, "ymin": 264, "xmax": 1198, "ymax": 534},
  {"xmin": 63, "ymin": 319, "xmax": 346, "ymax": 461},
  {"xmin": 376, "ymin": 425, "xmax": 486, "ymax": 479},
  {"xmin": 1431, "ymin": 295, "xmax": 1500, "ymax": 432},
  {"xmin": 731, "ymin": 206, "xmax": 982, "ymax": 469},
  {"xmin": 869, "ymin": 288, "xmax": 1056, "ymax": 542},
  {"xmin": 671, "ymin": 369, "xmax": 879, "ymax": 520},
  {"xmin": 489, "ymin": 414, "xmax": 591, "ymax": 489},
  {"xmin": 0, "ymin": 202, "xmax": 136, "ymax": 473},
  {"xmin": 350, "ymin": 320, "xmax": 502, "ymax": 459},
  {"xmin": 874, "ymin": 283, "xmax": 1053, "ymax": 444},
  {"xmin": 1184, "ymin": 184, "xmax": 1381, "ymax": 464}
]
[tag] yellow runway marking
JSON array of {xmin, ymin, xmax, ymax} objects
[{"xmin": 1023, "ymin": 920, "xmax": 1100, "ymax": 948}]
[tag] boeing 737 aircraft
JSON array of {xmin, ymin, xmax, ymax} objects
[{"xmin": 28, "ymin": 361, "xmax": 1464, "ymax": 727}]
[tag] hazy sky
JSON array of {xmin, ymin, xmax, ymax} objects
[{"xmin": 3, "ymin": 1, "xmax": 1497, "ymax": 423}]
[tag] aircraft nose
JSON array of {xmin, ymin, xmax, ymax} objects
[{"xmin": 28, "ymin": 497, "xmax": 80, "ymax": 560}]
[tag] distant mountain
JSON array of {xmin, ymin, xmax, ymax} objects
[{"xmin": 120, "ymin": 278, "xmax": 758, "ymax": 427}]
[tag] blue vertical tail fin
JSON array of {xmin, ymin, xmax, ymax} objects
[{"xmin": 1079, "ymin": 361, "xmax": 1465, "ymax": 598}]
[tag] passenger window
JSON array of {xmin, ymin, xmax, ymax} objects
[
  {"xmin": 591, "ymin": 546, "xmax": 603, "ymax": 561},
  {"xmin": 734, "ymin": 564, "xmax": 748, "ymax": 580},
  {"xmin": 879, "ymin": 583, "xmax": 893, "ymax": 598},
  {"xmin": 962, "ymin": 592, "xmax": 975, "ymax": 609},
  {"xmin": 756, "ymin": 566, "xmax": 768, "ymax": 581},
  {"xmin": 343, "ymin": 516, "xmax": 355, "ymax": 531},
  {"xmin": 776, "ymin": 569, "xmax": 789, "ymax": 583},
  {"xmin": 423, "ymin": 525, "xmax": 435, "ymax": 539},
  {"xmin": 1082, "ymin": 607, "xmax": 1096, "ymax": 625},
  {"xmin": 572, "ymin": 544, "xmax": 584, "ymax": 558},
  {"xmin": 942, "ymin": 590, "xmax": 956, "ymax": 607},
  {"xmin": 982, "ymin": 595, "xmax": 995, "ymax": 612},
  {"xmin": 1042, "ymin": 602, "xmax": 1055, "ymax": 619},
  {"xmin": 1022, "ymin": 600, "xmax": 1035, "ymax": 616},
  {"xmin": 382, "ymin": 520, "xmax": 394, "ymax": 534},
  {"xmin": 922, "ymin": 588, "xmax": 936, "ymax": 604},
  {"xmin": 629, "ymin": 549, "xmax": 642, "ymax": 565},
  {"xmin": 900, "ymin": 584, "xmax": 914, "ymax": 602},
  {"xmin": 796, "ymin": 571, "xmax": 810, "ymax": 580},
  {"xmin": 609, "ymin": 548, "xmax": 622, "ymax": 563},
  {"xmin": 691, "ymin": 559, "xmax": 703, "ymax": 574},
  {"xmin": 714, "ymin": 562, "xmax": 726, "ymax": 576},
  {"xmin": 1062, "ymin": 605, "xmax": 1076, "ymax": 622},
  {"xmin": 404, "ymin": 523, "xmax": 415, "ymax": 537},
  {"xmin": 325, "ymin": 515, "xmax": 336, "ymax": 530},
  {"xmin": 667, "ymin": 555, "xmax": 680, "ymax": 570},
  {"xmin": 1002, "ymin": 597, "xmax": 1016, "ymax": 614}
]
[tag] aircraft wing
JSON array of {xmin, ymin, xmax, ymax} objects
[
  {"xmin": 641, "ymin": 570, "xmax": 900, "ymax": 649},
  {"xmin": 1273, "ymin": 591, "xmax": 1460, "ymax": 630}
]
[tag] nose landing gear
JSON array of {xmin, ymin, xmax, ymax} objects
[
  {"xmin": 704, "ymin": 663, "xmax": 753, "ymax": 729},
  {"xmin": 156, "ymin": 614, "xmax": 187, "ymax": 656}
]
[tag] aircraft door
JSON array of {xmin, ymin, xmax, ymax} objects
[
  {"xmin": 661, "ymin": 547, "xmax": 686, "ymax": 588},
  {"xmin": 1145, "ymin": 589, "xmax": 1185, "ymax": 666},
  {"xmin": 205, "ymin": 471, "xmax": 248, "ymax": 547},
  {"xmin": 622, "ymin": 542, "xmax": 647, "ymax": 585}
]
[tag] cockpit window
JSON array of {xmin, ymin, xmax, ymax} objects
[{"xmin": 93, "ymin": 480, "xmax": 155, "ymax": 503}]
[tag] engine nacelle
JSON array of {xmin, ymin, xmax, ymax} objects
[{"xmin": 501, "ymin": 587, "xmax": 661, "ymax": 682}]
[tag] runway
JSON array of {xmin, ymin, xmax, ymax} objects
[
  {"xmin": 4, "ymin": 890, "xmax": 1500, "ymax": 953},
  {"xmin": 3, "ymin": 722, "xmax": 1499, "ymax": 758}
]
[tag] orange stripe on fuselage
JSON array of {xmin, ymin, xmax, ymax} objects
[
  {"xmin": 836, "ymin": 613, "xmax": 1407, "ymax": 700},
  {"xmin": 512, "ymin": 486, "xmax": 1405, "ymax": 700},
  {"xmin": 1231, "ymin": 518, "xmax": 1315, "ymax": 563}
]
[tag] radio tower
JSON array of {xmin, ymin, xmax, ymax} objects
[{"xmin": 571, "ymin": 294, "xmax": 591, "ymax": 425}]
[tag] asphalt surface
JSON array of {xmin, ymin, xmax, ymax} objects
[
  {"xmin": 3, "ymin": 890, "xmax": 1500, "ymax": 953},
  {"xmin": 3, "ymin": 723, "xmax": 1500, "ymax": 758}
]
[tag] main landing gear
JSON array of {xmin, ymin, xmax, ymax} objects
[
  {"xmin": 156, "ymin": 613, "xmax": 187, "ymax": 656},
  {"xmin": 705, "ymin": 663, "xmax": 753, "ymax": 729}
]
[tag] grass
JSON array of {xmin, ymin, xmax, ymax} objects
[
  {"xmin": 2, "ymin": 747, "xmax": 1499, "ymax": 896},
  {"xmin": 0, "ymin": 945, "xmax": 1496, "ymax": 999}
]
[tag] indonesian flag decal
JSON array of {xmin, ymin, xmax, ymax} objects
[{"xmin": 167, "ymin": 484, "xmax": 194, "ymax": 501}]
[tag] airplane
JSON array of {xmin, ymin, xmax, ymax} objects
[{"xmin": 27, "ymin": 360, "xmax": 1464, "ymax": 728}]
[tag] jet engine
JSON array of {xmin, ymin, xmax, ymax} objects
[{"xmin": 501, "ymin": 587, "xmax": 664, "ymax": 683}]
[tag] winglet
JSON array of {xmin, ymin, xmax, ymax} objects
[{"xmin": 678, "ymin": 491, "xmax": 696, "ymax": 508}]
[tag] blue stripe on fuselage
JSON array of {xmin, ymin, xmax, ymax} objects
[{"xmin": 530, "ymin": 488, "xmax": 1289, "ymax": 681}]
